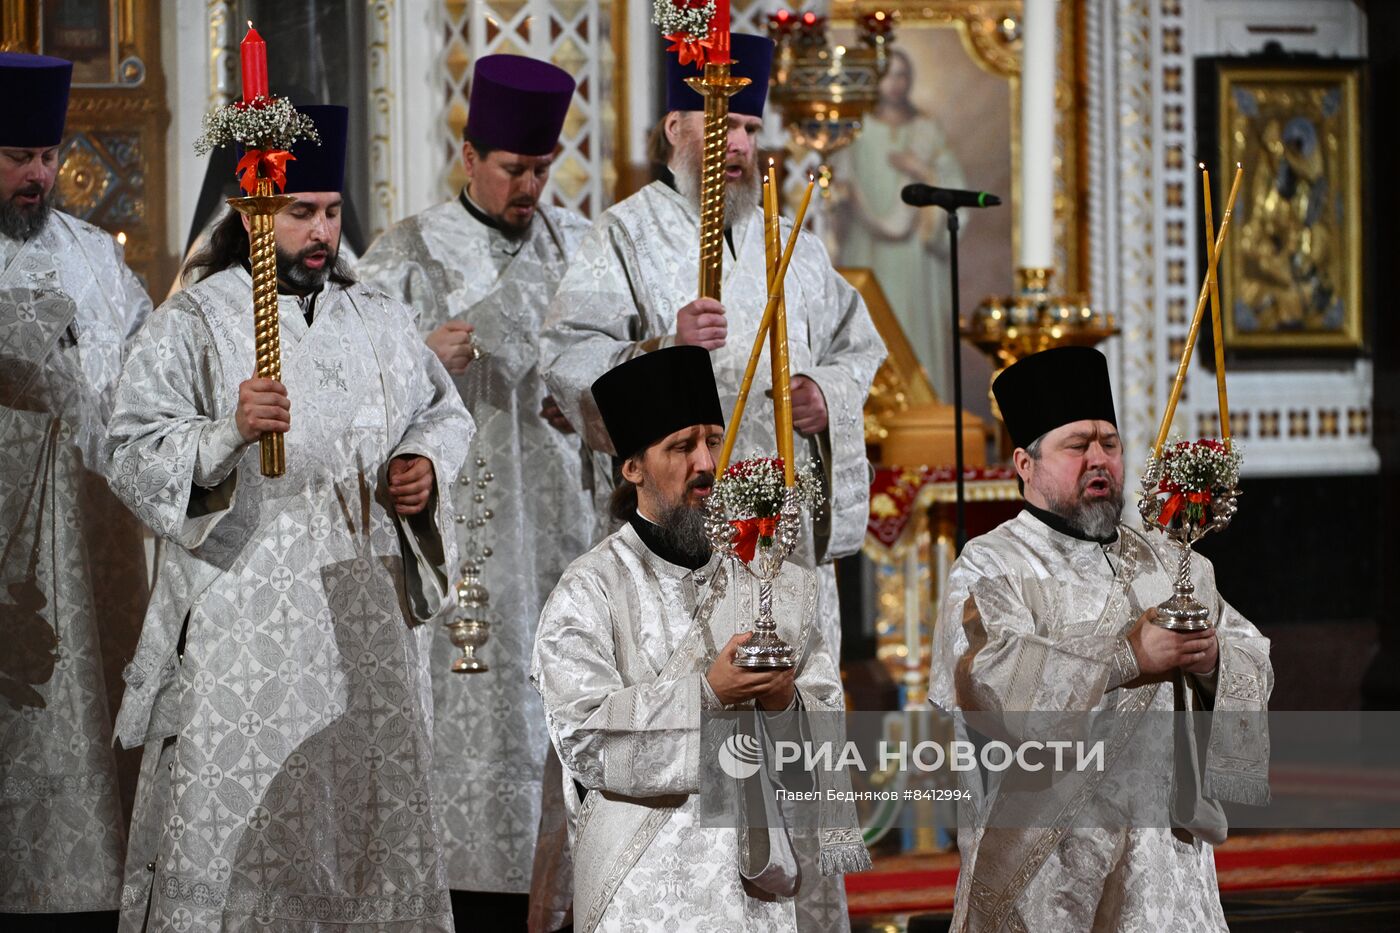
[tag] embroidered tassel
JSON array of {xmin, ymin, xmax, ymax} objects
[
  {"xmin": 1204, "ymin": 768, "xmax": 1271, "ymax": 806},
  {"xmin": 820, "ymin": 843, "xmax": 874, "ymax": 876}
]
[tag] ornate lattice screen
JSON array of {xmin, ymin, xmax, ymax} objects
[{"xmin": 440, "ymin": 0, "xmax": 619, "ymax": 218}]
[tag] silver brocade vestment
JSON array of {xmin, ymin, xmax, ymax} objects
[
  {"xmin": 104, "ymin": 268, "xmax": 474, "ymax": 932},
  {"xmin": 929, "ymin": 511, "xmax": 1273, "ymax": 932},
  {"xmin": 0, "ymin": 213, "xmax": 152, "ymax": 913},
  {"xmin": 531, "ymin": 524, "xmax": 871, "ymax": 933},
  {"xmin": 358, "ymin": 199, "xmax": 595, "ymax": 894},
  {"xmin": 538, "ymin": 181, "xmax": 886, "ymax": 650}
]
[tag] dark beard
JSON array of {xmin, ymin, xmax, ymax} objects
[
  {"xmin": 277, "ymin": 241, "xmax": 336, "ymax": 293},
  {"xmin": 654, "ymin": 473, "xmax": 716, "ymax": 565},
  {"xmin": 0, "ymin": 186, "xmax": 52, "ymax": 240},
  {"xmin": 1045, "ymin": 470, "xmax": 1125, "ymax": 541},
  {"xmin": 497, "ymin": 205, "xmax": 533, "ymax": 240}
]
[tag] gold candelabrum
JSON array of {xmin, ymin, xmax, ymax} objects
[
  {"xmin": 767, "ymin": 10, "xmax": 893, "ymax": 192},
  {"xmin": 963, "ymin": 267, "xmax": 1118, "ymax": 426},
  {"xmin": 227, "ymin": 177, "xmax": 293, "ymax": 477},
  {"xmin": 686, "ymin": 61, "xmax": 750, "ymax": 300}
]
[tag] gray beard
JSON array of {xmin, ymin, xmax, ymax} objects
[
  {"xmin": 1045, "ymin": 484, "xmax": 1125, "ymax": 541},
  {"xmin": 671, "ymin": 141, "xmax": 758, "ymax": 228},
  {"xmin": 656, "ymin": 500, "xmax": 712, "ymax": 565},
  {"xmin": 0, "ymin": 190, "xmax": 52, "ymax": 240}
]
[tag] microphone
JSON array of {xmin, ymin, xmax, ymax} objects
[{"xmin": 900, "ymin": 184, "xmax": 1002, "ymax": 210}]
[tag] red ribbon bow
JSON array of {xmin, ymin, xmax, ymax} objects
[
  {"xmin": 1158, "ymin": 489, "xmax": 1212, "ymax": 527},
  {"xmin": 729, "ymin": 516, "xmax": 778, "ymax": 564},
  {"xmin": 665, "ymin": 32, "xmax": 717, "ymax": 66},
  {"xmin": 236, "ymin": 148, "xmax": 296, "ymax": 194}
]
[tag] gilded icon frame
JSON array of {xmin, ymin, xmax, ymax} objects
[
  {"xmin": 1200, "ymin": 59, "xmax": 1366, "ymax": 352},
  {"xmin": 829, "ymin": 0, "xmax": 1089, "ymax": 296}
]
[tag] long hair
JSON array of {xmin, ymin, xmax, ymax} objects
[
  {"xmin": 182, "ymin": 209, "xmax": 357, "ymax": 287},
  {"xmin": 609, "ymin": 481, "xmax": 638, "ymax": 524},
  {"xmin": 882, "ymin": 49, "xmax": 922, "ymax": 121},
  {"xmin": 608, "ymin": 454, "xmax": 638, "ymax": 524},
  {"xmin": 646, "ymin": 116, "xmax": 673, "ymax": 167}
]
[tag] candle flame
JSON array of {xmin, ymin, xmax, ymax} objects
[
  {"xmin": 247, "ymin": 19, "xmax": 252, "ymax": 29},
  {"xmin": 115, "ymin": 231, "xmax": 126, "ymax": 245},
  {"xmin": 1198, "ymin": 162, "xmax": 1205, "ymax": 170},
  {"xmin": 1236, "ymin": 162, "xmax": 1242, "ymax": 168}
]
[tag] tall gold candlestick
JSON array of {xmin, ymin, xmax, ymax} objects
[
  {"xmin": 1201, "ymin": 164, "xmax": 1234, "ymax": 451},
  {"xmin": 686, "ymin": 62, "xmax": 750, "ymax": 302},
  {"xmin": 227, "ymin": 177, "xmax": 295, "ymax": 476},
  {"xmin": 765, "ymin": 163, "xmax": 796, "ymax": 485},
  {"xmin": 1153, "ymin": 165, "xmax": 1244, "ymax": 456},
  {"xmin": 715, "ymin": 176, "xmax": 816, "ymax": 476}
]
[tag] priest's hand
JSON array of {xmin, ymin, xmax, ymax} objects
[
  {"xmin": 708, "ymin": 633, "xmax": 796, "ymax": 707},
  {"xmin": 791, "ymin": 375, "xmax": 829, "ymax": 435},
  {"xmin": 235, "ymin": 377, "xmax": 290, "ymax": 442},
  {"xmin": 1179, "ymin": 628, "xmax": 1219, "ymax": 675},
  {"xmin": 427, "ymin": 320, "xmax": 477, "ymax": 375},
  {"xmin": 1127, "ymin": 609, "xmax": 1219, "ymax": 677},
  {"xmin": 676, "ymin": 298, "xmax": 728, "ymax": 350},
  {"xmin": 539, "ymin": 395, "xmax": 575, "ymax": 434},
  {"xmin": 755, "ymin": 670, "xmax": 798, "ymax": 712},
  {"xmin": 387, "ymin": 454, "xmax": 435, "ymax": 516}
]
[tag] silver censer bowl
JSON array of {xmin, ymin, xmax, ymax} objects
[{"xmin": 448, "ymin": 564, "xmax": 491, "ymax": 673}]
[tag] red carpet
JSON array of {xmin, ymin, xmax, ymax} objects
[{"xmin": 844, "ymin": 830, "xmax": 1400, "ymax": 916}]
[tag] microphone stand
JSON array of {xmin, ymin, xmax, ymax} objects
[{"xmin": 944, "ymin": 209, "xmax": 968, "ymax": 553}]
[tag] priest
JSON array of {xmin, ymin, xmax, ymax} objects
[
  {"xmin": 928, "ymin": 346, "xmax": 1273, "ymax": 931},
  {"xmin": 531, "ymin": 346, "xmax": 870, "ymax": 933},
  {"xmin": 539, "ymin": 33, "xmax": 885, "ymax": 653},
  {"xmin": 0, "ymin": 52, "xmax": 151, "ymax": 929},
  {"xmin": 105, "ymin": 105, "xmax": 472, "ymax": 932},
  {"xmin": 358, "ymin": 54, "xmax": 592, "ymax": 930}
]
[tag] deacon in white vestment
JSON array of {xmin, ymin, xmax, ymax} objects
[
  {"xmin": 0, "ymin": 52, "xmax": 152, "ymax": 925},
  {"xmin": 928, "ymin": 348, "xmax": 1273, "ymax": 932},
  {"xmin": 533, "ymin": 348, "xmax": 871, "ymax": 933},
  {"xmin": 105, "ymin": 107, "xmax": 473, "ymax": 932},
  {"xmin": 358, "ymin": 55, "xmax": 592, "ymax": 929},
  {"xmin": 539, "ymin": 34, "xmax": 885, "ymax": 654}
]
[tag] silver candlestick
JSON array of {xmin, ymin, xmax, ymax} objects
[
  {"xmin": 705, "ymin": 487, "xmax": 803, "ymax": 670},
  {"xmin": 1137, "ymin": 454, "xmax": 1240, "ymax": 631}
]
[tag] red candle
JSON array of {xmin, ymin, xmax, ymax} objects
[
  {"xmin": 240, "ymin": 24, "xmax": 269, "ymax": 102},
  {"xmin": 716, "ymin": 0, "xmax": 730, "ymax": 58}
]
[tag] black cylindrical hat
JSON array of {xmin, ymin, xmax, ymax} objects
[
  {"xmin": 992, "ymin": 346, "xmax": 1118, "ymax": 449},
  {"xmin": 591, "ymin": 346, "xmax": 725, "ymax": 459}
]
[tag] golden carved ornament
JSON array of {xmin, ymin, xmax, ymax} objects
[{"xmin": 55, "ymin": 144, "xmax": 111, "ymax": 215}]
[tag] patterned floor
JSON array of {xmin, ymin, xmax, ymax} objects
[{"xmin": 846, "ymin": 830, "xmax": 1400, "ymax": 930}]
